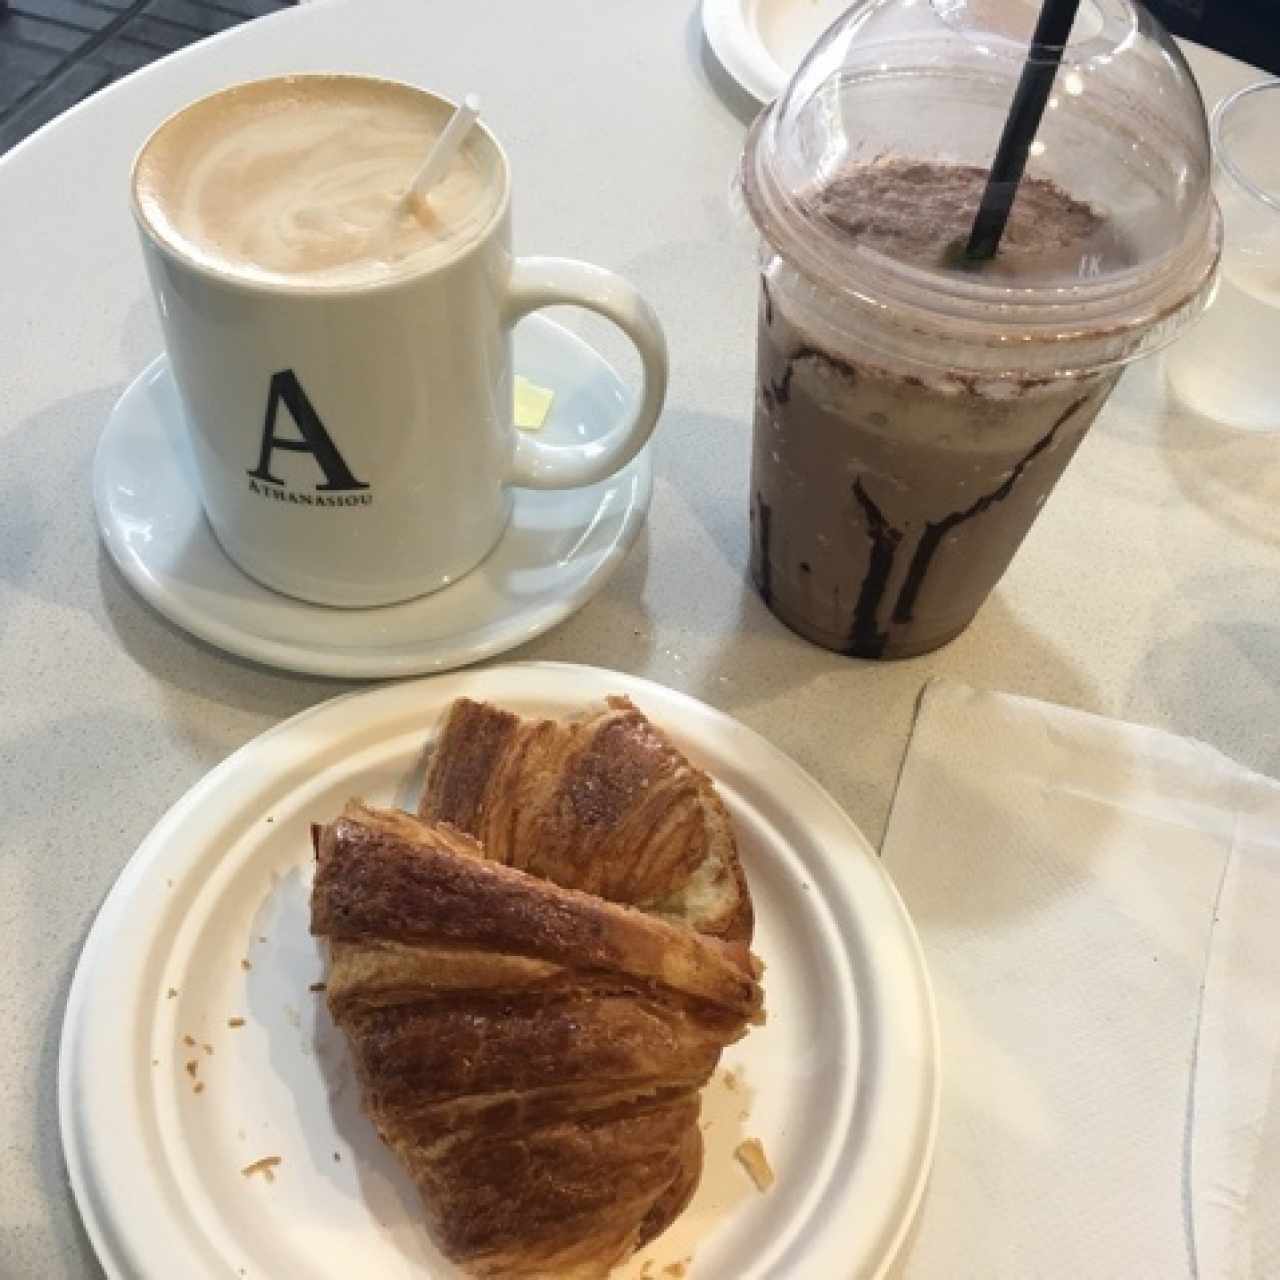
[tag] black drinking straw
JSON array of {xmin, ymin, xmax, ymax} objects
[{"xmin": 965, "ymin": 0, "xmax": 1084, "ymax": 260}]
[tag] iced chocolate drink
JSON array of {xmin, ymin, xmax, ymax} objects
[
  {"xmin": 738, "ymin": 0, "xmax": 1221, "ymax": 660},
  {"xmin": 750, "ymin": 160, "xmax": 1121, "ymax": 658}
]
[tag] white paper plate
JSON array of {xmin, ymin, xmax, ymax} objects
[
  {"xmin": 701, "ymin": 0, "xmax": 850, "ymax": 102},
  {"xmin": 59, "ymin": 664, "xmax": 938, "ymax": 1279},
  {"xmin": 94, "ymin": 315, "xmax": 651, "ymax": 679}
]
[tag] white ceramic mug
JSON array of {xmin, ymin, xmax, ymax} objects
[{"xmin": 131, "ymin": 76, "xmax": 668, "ymax": 608}]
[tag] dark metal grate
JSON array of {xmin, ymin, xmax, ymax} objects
[{"xmin": 0, "ymin": 0, "xmax": 295, "ymax": 155}]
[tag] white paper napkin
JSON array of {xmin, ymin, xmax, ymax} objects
[{"xmin": 882, "ymin": 680, "xmax": 1280, "ymax": 1280}]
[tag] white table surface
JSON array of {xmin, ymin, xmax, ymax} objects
[{"xmin": 0, "ymin": 2, "xmax": 1269, "ymax": 1273}]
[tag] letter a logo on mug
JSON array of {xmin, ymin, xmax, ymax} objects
[
  {"xmin": 247, "ymin": 371, "xmax": 371, "ymax": 494},
  {"xmin": 131, "ymin": 74, "xmax": 668, "ymax": 607}
]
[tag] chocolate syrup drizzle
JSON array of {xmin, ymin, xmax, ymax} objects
[
  {"xmin": 755, "ymin": 269, "xmax": 1099, "ymax": 656},
  {"xmin": 753, "ymin": 494, "xmax": 773, "ymax": 606},
  {"xmin": 771, "ymin": 362, "xmax": 795, "ymax": 406},
  {"xmin": 844, "ymin": 392, "xmax": 1091, "ymax": 654},
  {"xmin": 849, "ymin": 479, "xmax": 902, "ymax": 657}
]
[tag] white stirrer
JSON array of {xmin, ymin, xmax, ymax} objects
[{"xmin": 402, "ymin": 93, "xmax": 481, "ymax": 210}]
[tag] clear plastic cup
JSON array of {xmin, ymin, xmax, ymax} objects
[
  {"xmin": 741, "ymin": 0, "xmax": 1221, "ymax": 658},
  {"xmin": 1166, "ymin": 79, "xmax": 1280, "ymax": 432}
]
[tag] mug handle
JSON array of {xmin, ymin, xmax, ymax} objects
[{"xmin": 502, "ymin": 256, "xmax": 668, "ymax": 489}]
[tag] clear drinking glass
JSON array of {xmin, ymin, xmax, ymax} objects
[{"xmin": 1167, "ymin": 79, "xmax": 1280, "ymax": 431}]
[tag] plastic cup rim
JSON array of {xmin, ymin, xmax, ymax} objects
[{"xmin": 1212, "ymin": 79, "xmax": 1280, "ymax": 216}]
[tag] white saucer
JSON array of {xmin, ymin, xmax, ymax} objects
[
  {"xmin": 94, "ymin": 315, "xmax": 653, "ymax": 679},
  {"xmin": 701, "ymin": 0, "xmax": 848, "ymax": 102},
  {"xmin": 60, "ymin": 663, "xmax": 939, "ymax": 1280}
]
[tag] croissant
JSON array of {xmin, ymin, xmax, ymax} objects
[
  {"xmin": 310, "ymin": 698, "xmax": 763, "ymax": 1278},
  {"xmin": 419, "ymin": 695, "xmax": 753, "ymax": 942}
]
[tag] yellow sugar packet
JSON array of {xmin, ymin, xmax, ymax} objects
[{"xmin": 514, "ymin": 375, "xmax": 554, "ymax": 430}]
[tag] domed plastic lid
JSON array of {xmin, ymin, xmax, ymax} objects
[{"xmin": 741, "ymin": 0, "xmax": 1222, "ymax": 372}]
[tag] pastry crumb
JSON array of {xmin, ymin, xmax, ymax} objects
[
  {"xmin": 258, "ymin": 935, "xmax": 267, "ymax": 943},
  {"xmin": 202, "ymin": 1043, "xmax": 214, "ymax": 1055},
  {"xmin": 166, "ymin": 987, "xmax": 178, "ymax": 999},
  {"xmin": 333, "ymin": 1151, "xmax": 341, "ymax": 1162},
  {"xmin": 663, "ymin": 1262, "xmax": 688, "ymax": 1278},
  {"xmin": 734, "ymin": 1138, "xmax": 774, "ymax": 1191},
  {"xmin": 241, "ymin": 959, "xmax": 253, "ymax": 971},
  {"xmin": 722, "ymin": 1069, "xmax": 739, "ymax": 1091},
  {"xmin": 185, "ymin": 1059, "xmax": 199, "ymax": 1078},
  {"xmin": 241, "ymin": 1156, "xmax": 282, "ymax": 1183},
  {"xmin": 228, "ymin": 1017, "xmax": 246, "ymax": 1028},
  {"xmin": 193, "ymin": 1082, "xmax": 205, "ymax": 1095},
  {"xmin": 182, "ymin": 1035, "xmax": 196, "ymax": 1047},
  {"xmin": 309, "ymin": 982, "xmax": 326, "ymax": 993}
]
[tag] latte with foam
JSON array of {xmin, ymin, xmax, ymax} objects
[{"xmin": 133, "ymin": 76, "xmax": 502, "ymax": 288}]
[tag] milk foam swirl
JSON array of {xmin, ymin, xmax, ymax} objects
[{"xmin": 134, "ymin": 77, "xmax": 500, "ymax": 288}]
